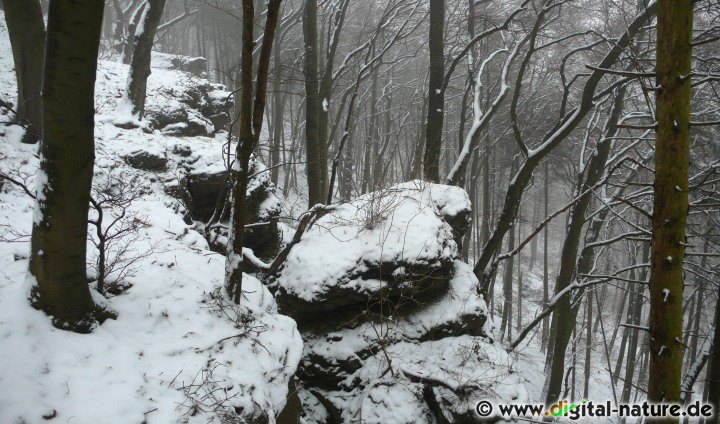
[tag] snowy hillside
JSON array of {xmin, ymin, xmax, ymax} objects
[{"xmin": 0, "ymin": 13, "xmax": 302, "ymax": 423}]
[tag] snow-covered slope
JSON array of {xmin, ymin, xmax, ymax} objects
[{"xmin": 0, "ymin": 13, "xmax": 301, "ymax": 424}]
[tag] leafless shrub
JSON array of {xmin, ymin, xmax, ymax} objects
[{"xmin": 87, "ymin": 170, "xmax": 157, "ymax": 295}]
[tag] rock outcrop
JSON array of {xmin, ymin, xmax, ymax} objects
[{"xmin": 265, "ymin": 181, "xmax": 527, "ymax": 423}]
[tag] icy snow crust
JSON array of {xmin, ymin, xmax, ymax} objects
[
  {"xmin": 275, "ymin": 180, "xmax": 471, "ymax": 302},
  {"xmin": 0, "ymin": 13, "xmax": 301, "ymax": 423}
]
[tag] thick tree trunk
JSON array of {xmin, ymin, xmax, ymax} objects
[
  {"xmin": 647, "ymin": 0, "xmax": 692, "ymax": 412},
  {"xmin": 303, "ymin": 0, "xmax": 322, "ymax": 207},
  {"xmin": 29, "ymin": 0, "xmax": 105, "ymax": 332},
  {"xmin": 423, "ymin": 0, "xmax": 444, "ymax": 182},
  {"xmin": 3, "ymin": 0, "xmax": 45, "ymax": 144},
  {"xmin": 123, "ymin": 0, "xmax": 166, "ymax": 120}
]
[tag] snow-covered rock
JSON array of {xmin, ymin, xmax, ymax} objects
[{"xmin": 271, "ymin": 180, "xmax": 472, "ymax": 324}]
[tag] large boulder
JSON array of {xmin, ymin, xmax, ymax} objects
[
  {"xmin": 296, "ymin": 261, "xmax": 489, "ymax": 390},
  {"xmin": 298, "ymin": 335, "xmax": 528, "ymax": 423},
  {"xmin": 270, "ymin": 181, "xmax": 472, "ymax": 326}
]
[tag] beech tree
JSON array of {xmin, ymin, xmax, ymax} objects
[
  {"xmin": 647, "ymin": 0, "xmax": 693, "ymax": 410},
  {"xmin": 3, "ymin": 0, "xmax": 44, "ymax": 144},
  {"xmin": 423, "ymin": 0, "xmax": 444, "ymax": 182},
  {"xmin": 121, "ymin": 0, "xmax": 166, "ymax": 121},
  {"xmin": 29, "ymin": 0, "xmax": 108, "ymax": 332}
]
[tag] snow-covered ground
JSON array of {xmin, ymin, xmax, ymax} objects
[{"xmin": 0, "ymin": 13, "xmax": 301, "ymax": 423}]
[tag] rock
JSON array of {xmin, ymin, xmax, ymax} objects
[
  {"xmin": 177, "ymin": 157, "xmax": 282, "ymax": 261},
  {"xmin": 295, "ymin": 262, "xmax": 489, "ymax": 391},
  {"xmin": 181, "ymin": 170, "xmax": 228, "ymax": 222},
  {"xmin": 171, "ymin": 142, "xmax": 192, "ymax": 157},
  {"xmin": 142, "ymin": 64, "xmax": 232, "ymax": 135},
  {"xmin": 170, "ymin": 56, "xmax": 207, "ymax": 76},
  {"xmin": 298, "ymin": 336, "xmax": 528, "ymax": 424},
  {"xmin": 122, "ymin": 148, "xmax": 168, "ymax": 171},
  {"xmin": 271, "ymin": 181, "xmax": 472, "ymax": 326},
  {"xmin": 161, "ymin": 111, "xmax": 213, "ymax": 137},
  {"xmin": 359, "ymin": 379, "xmax": 434, "ymax": 424}
]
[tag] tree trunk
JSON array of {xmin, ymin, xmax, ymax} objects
[
  {"xmin": 3, "ymin": 0, "xmax": 45, "ymax": 144},
  {"xmin": 225, "ymin": 0, "xmax": 282, "ymax": 303},
  {"xmin": 648, "ymin": 0, "xmax": 692, "ymax": 411},
  {"xmin": 271, "ymin": 28, "xmax": 284, "ymax": 185},
  {"xmin": 621, "ymin": 243, "xmax": 648, "ymax": 403},
  {"xmin": 423, "ymin": 0, "xmax": 444, "ymax": 182},
  {"xmin": 706, "ymin": 294, "xmax": 720, "ymax": 424},
  {"xmin": 544, "ymin": 87, "xmax": 625, "ymax": 405},
  {"xmin": 303, "ymin": 0, "xmax": 322, "ymax": 207},
  {"xmin": 29, "ymin": 0, "xmax": 106, "ymax": 332},
  {"xmin": 541, "ymin": 161, "xmax": 550, "ymax": 351},
  {"xmin": 123, "ymin": 0, "xmax": 166, "ymax": 120},
  {"xmin": 583, "ymin": 289, "xmax": 592, "ymax": 398}
]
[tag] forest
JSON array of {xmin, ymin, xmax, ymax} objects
[{"xmin": 0, "ymin": 0, "xmax": 718, "ymax": 423}]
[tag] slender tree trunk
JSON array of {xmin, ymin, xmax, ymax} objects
[
  {"xmin": 122, "ymin": 2, "xmax": 146, "ymax": 65},
  {"xmin": 409, "ymin": 92, "xmax": 428, "ymax": 180},
  {"xmin": 584, "ymin": 289, "xmax": 592, "ymax": 398},
  {"xmin": 29, "ymin": 0, "xmax": 106, "ymax": 332},
  {"xmin": 123, "ymin": 0, "xmax": 166, "ymax": 120},
  {"xmin": 648, "ymin": 0, "xmax": 692, "ymax": 411},
  {"xmin": 423, "ymin": 0, "xmax": 444, "ymax": 182},
  {"xmin": 225, "ymin": 0, "xmax": 283, "ymax": 303},
  {"xmin": 544, "ymin": 87, "xmax": 625, "ymax": 405},
  {"xmin": 3, "ymin": 0, "xmax": 45, "ymax": 144},
  {"xmin": 621, "ymin": 243, "xmax": 648, "ymax": 404},
  {"xmin": 706, "ymin": 294, "xmax": 720, "ymax": 424},
  {"xmin": 271, "ymin": 29, "xmax": 284, "ymax": 185},
  {"xmin": 541, "ymin": 161, "xmax": 550, "ymax": 351}
]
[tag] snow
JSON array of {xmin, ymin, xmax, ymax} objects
[
  {"xmin": 274, "ymin": 180, "xmax": 471, "ymax": 302},
  {"xmin": 304, "ymin": 334, "xmax": 527, "ymax": 422},
  {"xmin": 0, "ymin": 12, "xmax": 301, "ymax": 422}
]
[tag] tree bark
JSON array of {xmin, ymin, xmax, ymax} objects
[
  {"xmin": 303, "ymin": 0, "xmax": 322, "ymax": 207},
  {"xmin": 647, "ymin": 0, "xmax": 692, "ymax": 412},
  {"xmin": 423, "ymin": 0, "xmax": 444, "ymax": 182},
  {"xmin": 29, "ymin": 0, "xmax": 106, "ymax": 332},
  {"xmin": 123, "ymin": 0, "xmax": 166, "ymax": 120},
  {"xmin": 3, "ymin": 0, "xmax": 45, "ymax": 143}
]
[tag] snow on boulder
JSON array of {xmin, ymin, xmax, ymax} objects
[
  {"xmin": 271, "ymin": 180, "xmax": 472, "ymax": 324},
  {"xmin": 297, "ymin": 261, "xmax": 489, "ymax": 390},
  {"xmin": 301, "ymin": 335, "xmax": 527, "ymax": 423},
  {"xmin": 122, "ymin": 145, "xmax": 169, "ymax": 171}
]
